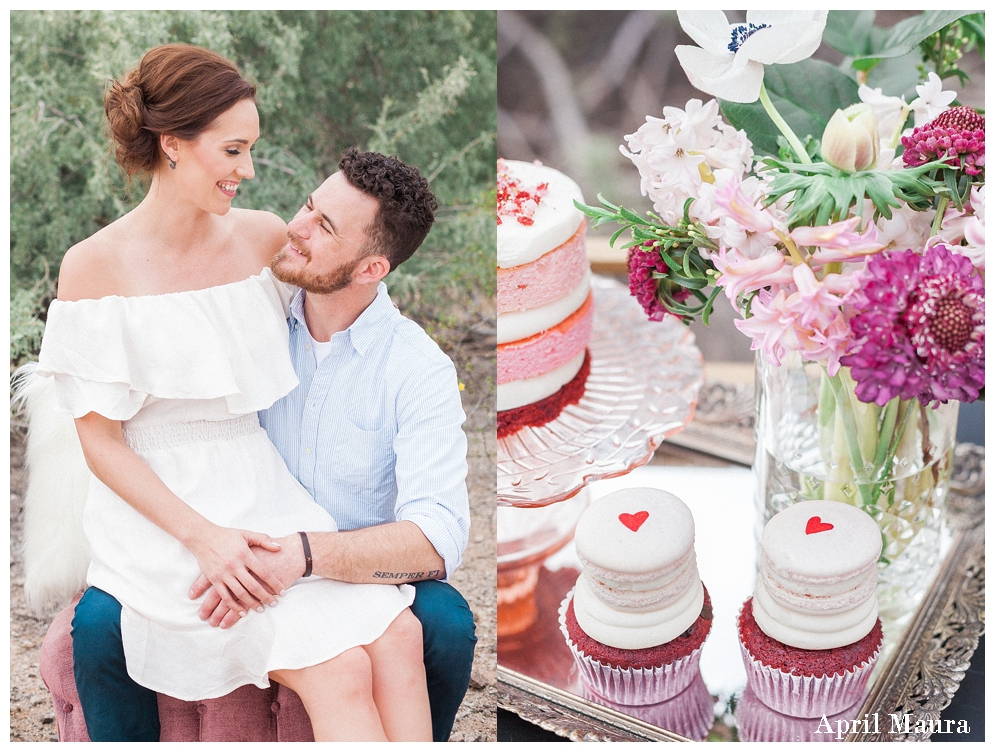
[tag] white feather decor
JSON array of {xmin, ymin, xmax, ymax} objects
[{"xmin": 11, "ymin": 363, "xmax": 91, "ymax": 614}]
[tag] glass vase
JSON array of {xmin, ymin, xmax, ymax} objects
[{"xmin": 752, "ymin": 351, "xmax": 959, "ymax": 626}]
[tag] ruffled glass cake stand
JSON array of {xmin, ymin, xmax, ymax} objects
[{"xmin": 497, "ymin": 275, "xmax": 703, "ymax": 637}]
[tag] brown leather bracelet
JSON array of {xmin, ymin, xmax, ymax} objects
[{"xmin": 298, "ymin": 531, "xmax": 313, "ymax": 578}]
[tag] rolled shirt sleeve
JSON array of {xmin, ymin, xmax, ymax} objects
[{"xmin": 392, "ymin": 354, "xmax": 470, "ymax": 579}]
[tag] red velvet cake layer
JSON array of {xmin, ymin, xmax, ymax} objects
[{"xmin": 496, "ymin": 349, "xmax": 590, "ymax": 439}]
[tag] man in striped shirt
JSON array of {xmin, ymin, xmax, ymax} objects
[{"xmin": 73, "ymin": 150, "xmax": 476, "ymax": 742}]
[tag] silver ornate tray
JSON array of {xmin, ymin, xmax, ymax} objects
[
  {"xmin": 497, "ymin": 395, "xmax": 985, "ymax": 741},
  {"xmin": 497, "ymin": 276, "xmax": 703, "ymax": 507}
]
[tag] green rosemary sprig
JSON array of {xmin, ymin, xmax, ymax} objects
[{"xmin": 575, "ymin": 196, "xmax": 722, "ymax": 325}]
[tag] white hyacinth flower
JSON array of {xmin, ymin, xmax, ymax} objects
[
  {"xmin": 858, "ymin": 84, "xmax": 908, "ymax": 154},
  {"xmin": 909, "ymin": 72, "xmax": 957, "ymax": 126},
  {"xmin": 675, "ymin": 10, "xmax": 828, "ymax": 103}
]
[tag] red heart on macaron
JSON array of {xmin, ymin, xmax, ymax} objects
[
  {"xmin": 805, "ymin": 516, "xmax": 834, "ymax": 535},
  {"xmin": 618, "ymin": 511, "xmax": 649, "ymax": 532}
]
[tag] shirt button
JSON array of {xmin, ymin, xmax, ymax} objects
[
  {"xmin": 304, "ymin": 447, "xmax": 312, "ymax": 454},
  {"xmin": 305, "ymin": 344, "xmax": 311, "ymax": 351}
]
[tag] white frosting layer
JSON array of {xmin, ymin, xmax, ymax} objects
[
  {"xmin": 756, "ymin": 500, "xmax": 882, "ymax": 650},
  {"xmin": 496, "ymin": 350, "xmax": 585, "ymax": 411},
  {"xmin": 497, "ymin": 161, "xmax": 585, "ymax": 269},
  {"xmin": 497, "ymin": 270, "xmax": 592, "ymax": 344},
  {"xmin": 573, "ymin": 573, "xmax": 704, "ymax": 650},
  {"xmin": 753, "ymin": 578, "xmax": 880, "ymax": 650}
]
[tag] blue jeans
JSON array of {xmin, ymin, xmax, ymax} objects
[{"xmin": 71, "ymin": 580, "xmax": 476, "ymax": 742}]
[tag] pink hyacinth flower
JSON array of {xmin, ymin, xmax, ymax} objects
[
  {"xmin": 793, "ymin": 217, "xmax": 885, "ymax": 262},
  {"xmin": 735, "ymin": 268, "xmax": 851, "ymax": 375},
  {"xmin": 784, "ymin": 262, "xmax": 845, "ymax": 330},
  {"xmin": 734, "ymin": 290, "xmax": 791, "ymax": 365},
  {"xmin": 711, "ymin": 175, "xmax": 779, "ymax": 233},
  {"xmin": 713, "ymin": 246, "xmax": 795, "ymax": 301}
]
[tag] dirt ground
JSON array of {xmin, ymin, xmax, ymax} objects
[{"xmin": 8, "ymin": 335, "xmax": 497, "ymax": 742}]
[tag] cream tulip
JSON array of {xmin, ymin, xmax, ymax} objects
[{"xmin": 821, "ymin": 104, "xmax": 879, "ymax": 172}]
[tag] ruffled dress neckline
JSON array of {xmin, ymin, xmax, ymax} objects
[{"xmin": 36, "ymin": 267, "xmax": 299, "ymax": 421}]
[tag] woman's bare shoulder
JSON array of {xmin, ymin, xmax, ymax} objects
[
  {"xmin": 56, "ymin": 227, "xmax": 127, "ymax": 302},
  {"xmin": 230, "ymin": 208, "xmax": 288, "ymax": 268}
]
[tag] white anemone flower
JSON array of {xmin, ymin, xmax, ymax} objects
[{"xmin": 675, "ymin": 11, "xmax": 828, "ymax": 103}]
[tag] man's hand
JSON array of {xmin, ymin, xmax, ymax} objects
[
  {"xmin": 190, "ymin": 533, "xmax": 306, "ymax": 628},
  {"xmin": 185, "ymin": 525, "xmax": 289, "ymax": 620}
]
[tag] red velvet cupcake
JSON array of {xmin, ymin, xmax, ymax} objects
[
  {"xmin": 739, "ymin": 500, "xmax": 884, "ymax": 717},
  {"xmin": 559, "ymin": 488, "xmax": 712, "ymax": 705}
]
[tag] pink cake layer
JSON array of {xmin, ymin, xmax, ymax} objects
[
  {"xmin": 497, "ymin": 292, "xmax": 594, "ymax": 384},
  {"xmin": 498, "ymin": 219, "xmax": 587, "ymax": 314}
]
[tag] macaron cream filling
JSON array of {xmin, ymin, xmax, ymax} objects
[{"xmin": 582, "ymin": 552, "xmax": 699, "ymax": 612}]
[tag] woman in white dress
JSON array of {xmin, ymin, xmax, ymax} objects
[{"xmin": 35, "ymin": 43, "xmax": 431, "ymax": 741}]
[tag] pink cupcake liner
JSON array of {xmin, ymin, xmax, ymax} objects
[
  {"xmin": 738, "ymin": 639, "xmax": 879, "ymax": 718},
  {"xmin": 581, "ymin": 670, "xmax": 715, "ymax": 740},
  {"xmin": 736, "ymin": 684, "xmax": 865, "ymax": 742},
  {"xmin": 558, "ymin": 591, "xmax": 703, "ymax": 706}
]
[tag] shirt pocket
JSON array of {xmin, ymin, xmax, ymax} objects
[{"xmin": 328, "ymin": 419, "xmax": 394, "ymax": 489}]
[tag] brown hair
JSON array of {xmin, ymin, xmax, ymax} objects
[
  {"xmin": 337, "ymin": 148, "xmax": 438, "ymax": 272},
  {"xmin": 104, "ymin": 44, "xmax": 256, "ymax": 176}
]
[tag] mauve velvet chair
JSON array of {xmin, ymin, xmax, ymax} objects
[{"xmin": 40, "ymin": 595, "xmax": 315, "ymax": 742}]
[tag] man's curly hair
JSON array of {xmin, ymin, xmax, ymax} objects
[{"xmin": 338, "ymin": 148, "xmax": 438, "ymax": 272}]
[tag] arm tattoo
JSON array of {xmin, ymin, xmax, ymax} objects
[{"xmin": 372, "ymin": 569, "xmax": 441, "ymax": 581}]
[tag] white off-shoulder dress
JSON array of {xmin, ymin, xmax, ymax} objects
[{"xmin": 35, "ymin": 268, "xmax": 414, "ymax": 701}]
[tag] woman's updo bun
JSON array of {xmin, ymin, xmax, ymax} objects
[{"xmin": 104, "ymin": 44, "xmax": 256, "ymax": 177}]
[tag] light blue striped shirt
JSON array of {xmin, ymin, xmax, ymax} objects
[{"xmin": 259, "ymin": 283, "xmax": 470, "ymax": 578}]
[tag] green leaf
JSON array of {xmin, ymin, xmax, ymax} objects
[
  {"xmin": 720, "ymin": 59, "xmax": 859, "ymax": 157},
  {"xmin": 595, "ymin": 194, "xmax": 621, "ymax": 213},
  {"xmin": 823, "ymin": 11, "xmax": 877, "ymax": 57},
  {"xmin": 851, "ymin": 10, "xmax": 976, "ymax": 70},
  {"xmin": 945, "ymin": 168, "xmax": 965, "ymax": 211},
  {"xmin": 659, "ymin": 250, "xmax": 683, "ymax": 274},
  {"xmin": 617, "ymin": 204, "xmax": 645, "ymax": 225},
  {"xmin": 672, "ymin": 275, "xmax": 708, "ymax": 291},
  {"xmin": 960, "ymin": 14, "xmax": 985, "ymax": 58},
  {"xmin": 863, "ymin": 51, "xmax": 923, "ymax": 102},
  {"xmin": 609, "ymin": 225, "xmax": 628, "ymax": 247}
]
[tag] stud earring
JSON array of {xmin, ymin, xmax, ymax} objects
[{"xmin": 167, "ymin": 156, "xmax": 177, "ymax": 170}]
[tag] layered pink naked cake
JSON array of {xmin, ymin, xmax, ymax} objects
[{"xmin": 497, "ymin": 159, "xmax": 593, "ymax": 438}]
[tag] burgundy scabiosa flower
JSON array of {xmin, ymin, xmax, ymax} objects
[
  {"xmin": 628, "ymin": 242, "xmax": 690, "ymax": 322},
  {"xmin": 841, "ymin": 244, "xmax": 984, "ymax": 406},
  {"xmin": 902, "ymin": 106, "xmax": 985, "ymax": 176}
]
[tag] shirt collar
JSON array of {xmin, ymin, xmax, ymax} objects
[{"xmin": 289, "ymin": 282, "xmax": 395, "ymax": 357}]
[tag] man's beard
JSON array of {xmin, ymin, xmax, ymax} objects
[{"xmin": 270, "ymin": 248, "xmax": 361, "ymax": 294}]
